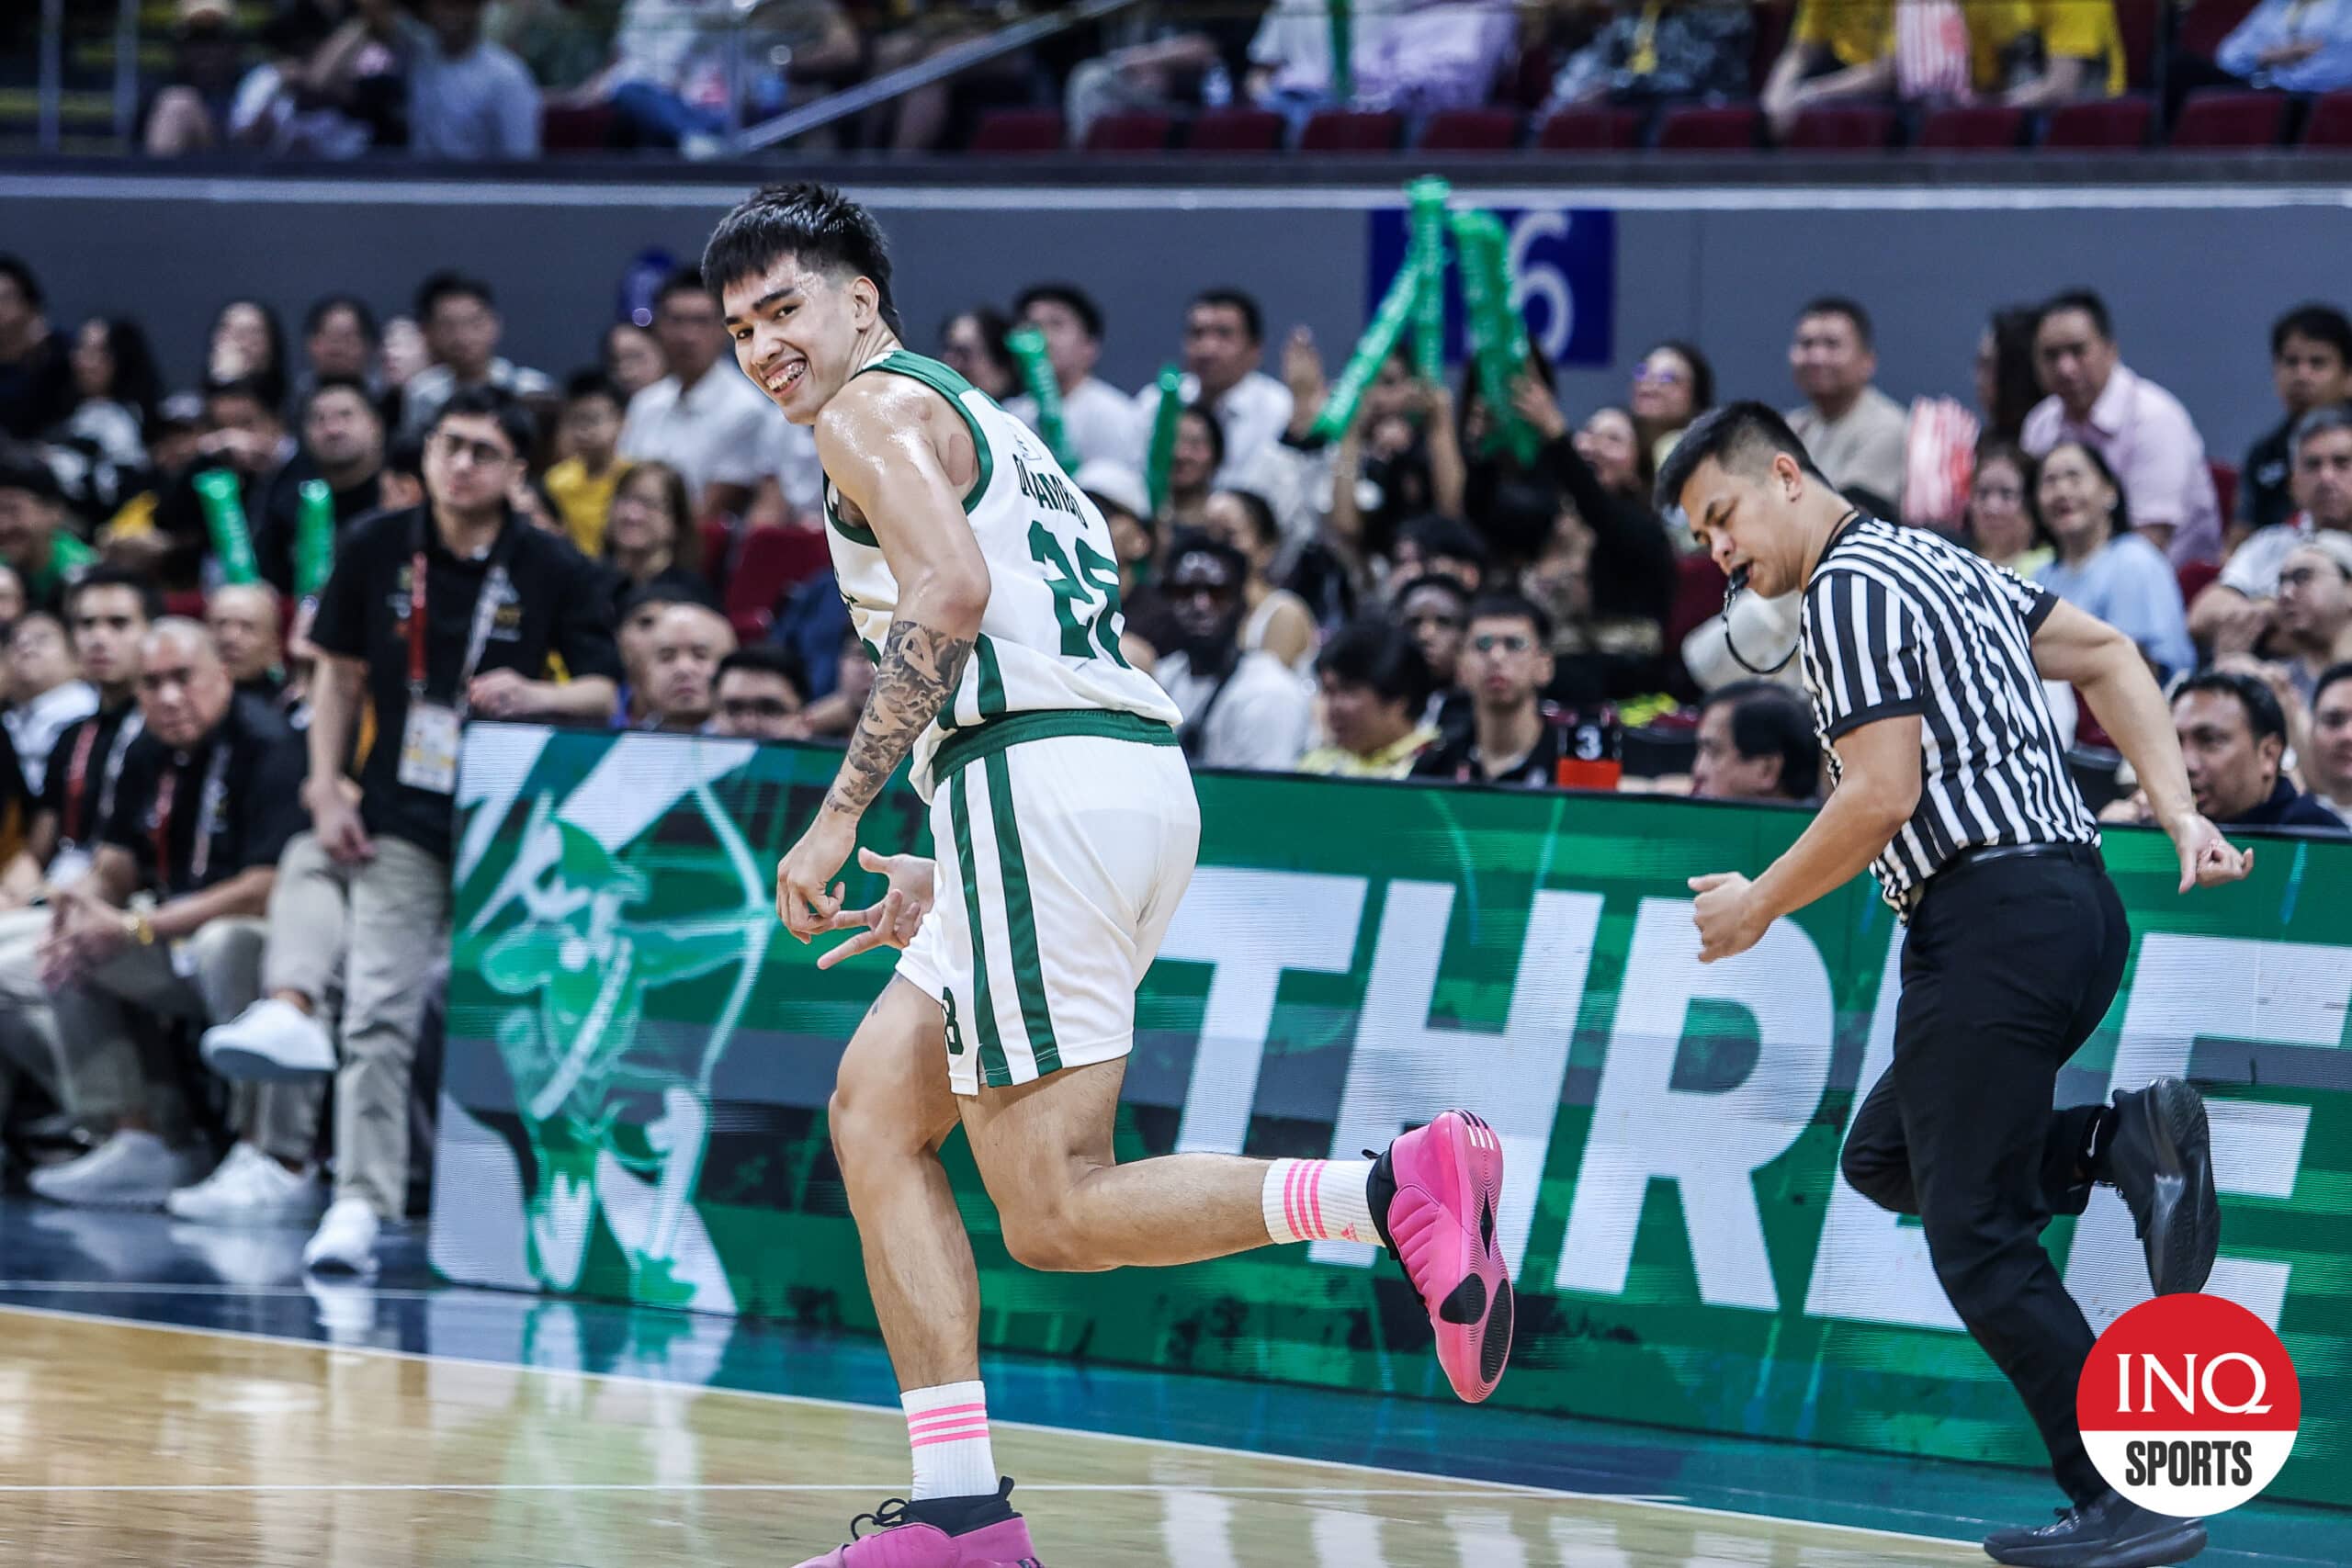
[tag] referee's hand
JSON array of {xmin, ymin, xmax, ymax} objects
[
  {"xmin": 2172, "ymin": 815, "xmax": 2255, "ymax": 892},
  {"xmin": 1688, "ymin": 872, "xmax": 1766, "ymax": 964}
]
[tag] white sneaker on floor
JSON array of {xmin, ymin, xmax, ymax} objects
[
  {"xmin": 167, "ymin": 1143, "xmax": 323, "ymax": 1224},
  {"xmin": 28, "ymin": 1129, "xmax": 192, "ymax": 1210},
  {"xmin": 303, "ymin": 1196, "xmax": 382, "ymax": 1276},
  {"xmin": 202, "ymin": 998, "xmax": 336, "ymax": 1081}
]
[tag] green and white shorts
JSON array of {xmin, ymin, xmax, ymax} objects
[{"xmin": 897, "ymin": 716, "xmax": 1199, "ymax": 1097}]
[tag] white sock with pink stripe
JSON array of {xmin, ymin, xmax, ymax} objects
[
  {"xmin": 1261, "ymin": 1158, "xmax": 1378, "ymax": 1247},
  {"xmin": 902, "ymin": 1382, "xmax": 997, "ymax": 1501}
]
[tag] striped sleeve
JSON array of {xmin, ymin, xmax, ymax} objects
[
  {"xmin": 1987, "ymin": 556, "xmax": 2060, "ymax": 633},
  {"xmin": 1804, "ymin": 567, "xmax": 1932, "ymax": 741}
]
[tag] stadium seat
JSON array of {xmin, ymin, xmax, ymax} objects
[
  {"xmin": 1917, "ymin": 104, "xmax": 2028, "ymax": 151},
  {"xmin": 699, "ymin": 518, "xmax": 734, "ymax": 591},
  {"xmin": 1781, "ymin": 105, "xmax": 1895, "ymax": 151},
  {"xmin": 1298, "ymin": 110, "xmax": 1404, "ymax": 152},
  {"xmin": 2114, "ymin": 0, "xmax": 2164, "ymax": 88},
  {"xmin": 2176, "ymin": 0, "xmax": 2265, "ymax": 67},
  {"xmin": 1082, "ymin": 112, "xmax": 1171, "ymax": 153},
  {"xmin": 1667, "ymin": 553, "xmax": 1730, "ymax": 651},
  {"xmin": 2169, "ymin": 89, "xmax": 2288, "ymax": 149},
  {"xmin": 1184, "ymin": 107, "xmax": 1284, "ymax": 153},
  {"xmin": 725, "ymin": 525, "xmax": 831, "ymax": 642},
  {"xmin": 2305, "ymin": 90, "xmax": 2352, "ymax": 146},
  {"xmin": 1417, "ymin": 108, "xmax": 1522, "ymax": 152},
  {"xmin": 164, "ymin": 590, "xmax": 207, "ymax": 621},
  {"xmin": 1750, "ymin": 1, "xmax": 1795, "ymax": 94},
  {"xmin": 540, "ymin": 104, "xmax": 615, "ymax": 153},
  {"xmin": 1533, "ymin": 106, "xmax": 1641, "ymax": 151},
  {"xmin": 2041, "ymin": 96, "xmax": 2154, "ymax": 149},
  {"xmin": 2177, "ymin": 558, "xmax": 2222, "ymax": 612},
  {"xmin": 1655, "ymin": 105, "xmax": 1761, "ymax": 152},
  {"xmin": 2208, "ymin": 460, "xmax": 2238, "ymax": 527},
  {"xmin": 967, "ymin": 108, "xmax": 1066, "ymax": 154}
]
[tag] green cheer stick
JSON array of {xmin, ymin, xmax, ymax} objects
[
  {"xmin": 1307, "ymin": 254, "xmax": 1427, "ymax": 445},
  {"xmin": 1407, "ymin": 175, "xmax": 1451, "ymax": 385},
  {"xmin": 193, "ymin": 468, "xmax": 261, "ymax": 586},
  {"xmin": 1143, "ymin": 364, "xmax": 1184, "ymax": 517},
  {"xmin": 1005, "ymin": 325, "xmax": 1079, "ymax": 474},
  {"xmin": 1329, "ymin": 0, "xmax": 1353, "ymax": 103},
  {"xmin": 296, "ymin": 479, "xmax": 336, "ymax": 600},
  {"xmin": 1452, "ymin": 212, "xmax": 1542, "ymax": 466}
]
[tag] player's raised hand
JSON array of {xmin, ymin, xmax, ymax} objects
[
  {"xmin": 816, "ymin": 848, "xmax": 937, "ymax": 970},
  {"xmin": 775, "ymin": 810, "xmax": 858, "ymax": 941}
]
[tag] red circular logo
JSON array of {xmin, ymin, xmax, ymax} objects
[{"xmin": 2078, "ymin": 1293, "xmax": 2300, "ymax": 1516}]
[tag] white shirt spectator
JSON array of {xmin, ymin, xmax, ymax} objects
[
  {"xmin": 621, "ymin": 365, "xmax": 795, "ymax": 509},
  {"xmin": 392, "ymin": 14, "xmax": 541, "ymax": 160},
  {"xmin": 1007, "ymin": 377, "xmax": 1146, "ymax": 470},
  {"xmin": 1153, "ymin": 648, "xmax": 1312, "ymax": 771},
  {"xmin": 1786, "ymin": 385, "xmax": 1910, "ymax": 504},
  {"xmin": 400, "ymin": 357, "xmax": 555, "ymax": 439},
  {"xmin": 2021, "ymin": 363, "xmax": 2222, "ymax": 568},
  {"xmin": 6, "ymin": 679, "xmax": 97, "ymax": 794},
  {"xmin": 2220, "ymin": 513, "xmax": 2345, "ymax": 600},
  {"xmin": 1135, "ymin": 369, "xmax": 1295, "ymax": 490}
]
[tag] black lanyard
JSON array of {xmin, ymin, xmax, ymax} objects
[
  {"xmin": 61, "ymin": 710, "xmax": 142, "ymax": 846},
  {"xmin": 401, "ymin": 513, "xmax": 517, "ymax": 714}
]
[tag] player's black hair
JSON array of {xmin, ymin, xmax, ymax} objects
[
  {"xmin": 0, "ymin": 254, "xmax": 44, "ymax": 309},
  {"xmin": 702, "ymin": 181, "xmax": 903, "ymax": 338},
  {"xmin": 1192, "ymin": 288, "xmax": 1264, "ymax": 345},
  {"xmin": 2271, "ymin": 302, "xmax": 2352, "ymax": 364},
  {"xmin": 716, "ymin": 642, "xmax": 808, "ymax": 700},
  {"xmin": 303, "ymin": 292, "xmax": 379, "ymax": 344},
  {"xmin": 1465, "ymin": 592, "xmax": 1554, "ymax": 648},
  {"xmin": 1699, "ymin": 679, "xmax": 1821, "ymax": 800},
  {"xmin": 2312, "ymin": 660, "xmax": 2352, "ymax": 713},
  {"xmin": 429, "ymin": 385, "xmax": 537, "ymax": 460},
  {"xmin": 1316, "ymin": 616, "xmax": 1433, "ymax": 712},
  {"xmin": 1013, "ymin": 282, "xmax": 1105, "ymax": 343},
  {"xmin": 66, "ymin": 562, "xmax": 165, "ymax": 626},
  {"xmin": 563, "ymin": 368, "xmax": 626, "ymax": 407},
  {"xmin": 1797, "ymin": 295, "xmax": 1874, "ymax": 350},
  {"xmin": 1654, "ymin": 401, "xmax": 1832, "ymax": 514},
  {"xmin": 2039, "ymin": 288, "xmax": 2114, "ymax": 343},
  {"xmin": 414, "ymin": 270, "xmax": 494, "ymax": 321},
  {"xmin": 2174, "ymin": 669, "xmax": 2289, "ymax": 750}
]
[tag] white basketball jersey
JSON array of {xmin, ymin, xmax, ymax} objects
[{"xmin": 821, "ymin": 349, "xmax": 1182, "ymax": 800}]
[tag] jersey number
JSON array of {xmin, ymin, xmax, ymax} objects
[{"xmin": 1028, "ymin": 522, "xmax": 1130, "ymax": 667}]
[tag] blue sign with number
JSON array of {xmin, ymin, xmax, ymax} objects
[{"xmin": 1365, "ymin": 205, "xmax": 1615, "ymax": 368}]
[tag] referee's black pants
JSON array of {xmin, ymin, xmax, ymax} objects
[{"xmin": 1838, "ymin": 846, "xmax": 2129, "ymax": 1506}]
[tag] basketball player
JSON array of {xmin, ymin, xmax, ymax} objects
[{"xmin": 706, "ymin": 183, "xmax": 1515, "ymax": 1568}]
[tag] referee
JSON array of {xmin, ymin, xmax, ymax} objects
[{"xmin": 1659, "ymin": 405, "xmax": 2246, "ymax": 1568}]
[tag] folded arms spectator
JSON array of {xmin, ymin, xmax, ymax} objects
[
  {"xmin": 1761, "ymin": 0, "xmax": 1895, "ymax": 140},
  {"xmin": 2217, "ymin": 0, "xmax": 2352, "ymax": 94},
  {"xmin": 2195, "ymin": 404, "xmax": 2352, "ymax": 656},
  {"xmin": 1545, "ymin": 0, "xmax": 1754, "ymax": 107},
  {"xmin": 1973, "ymin": 0, "xmax": 2128, "ymax": 106}
]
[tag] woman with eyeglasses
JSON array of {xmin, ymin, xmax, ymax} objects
[
  {"xmin": 602, "ymin": 460, "xmax": 706, "ymax": 604},
  {"xmin": 1631, "ymin": 339, "xmax": 1713, "ymax": 475},
  {"xmin": 1967, "ymin": 440, "xmax": 2053, "ymax": 579}
]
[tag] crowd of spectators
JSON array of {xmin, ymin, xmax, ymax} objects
[
  {"xmin": 96, "ymin": 0, "xmax": 2352, "ymax": 162},
  {"xmin": 0, "ymin": 220, "xmax": 2346, "ymax": 1271}
]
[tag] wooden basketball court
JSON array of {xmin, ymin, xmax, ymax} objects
[{"xmin": 0, "ymin": 1305, "xmax": 1985, "ymax": 1567}]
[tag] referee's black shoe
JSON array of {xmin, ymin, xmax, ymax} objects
[
  {"xmin": 1982, "ymin": 1490, "xmax": 2207, "ymax": 1566},
  {"xmin": 2100, "ymin": 1077, "xmax": 2221, "ymax": 1297}
]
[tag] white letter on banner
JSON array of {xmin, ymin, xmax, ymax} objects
[
  {"xmin": 1558, "ymin": 900, "xmax": 1833, "ymax": 1310},
  {"xmin": 1159, "ymin": 870, "xmax": 1368, "ymax": 1156},
  {"xmin": 1316, "ymin": 884, "xmax": 1601, "ymax": 1271},
  {"xmin": 1804, "ymin": 933, "xmax": 1968, "ymax": 1332},
  {"xmin": 2064, "ymin": 934, "xmax": 2341, "ymax": 1333}
]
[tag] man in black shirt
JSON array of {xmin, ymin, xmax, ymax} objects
[
  {"xmin": 201, "ymin": 386, "xmax": 621, "ymax": 1276},
  {"xmin": 0, "ymin": 568, "xmax": 149, "ymax": 1159},
  {"xmin": 1411, "ymin": 595, "xmax": 1573, "ymax": 788},
  {"xmin": 2170, "ymin": 671, "xmax": 2347, "ymax": 831},
  {"xmin": 255, "ymin": 377, "xmax": 391, "ymax": 598},
  {"xmin": 206, "ymin": 582, "xmax": 287, "ymax": 700},
  {"xmin": 2238, "ymin": 306, "xmax": 2352, "ymax": 534},
  {"xmin": 11, "ymin": 621, "xmax": 314, "ymax": 1212}
]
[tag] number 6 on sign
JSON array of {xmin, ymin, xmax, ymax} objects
[{"xmin": 1028, "ymin": 521, "xmax": 1130, "ymax": 666}]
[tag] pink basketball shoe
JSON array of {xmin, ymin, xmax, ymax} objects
[
  {"xmin": 791, "ymin": 1480, "xmax": 1042, "ymax": 1568},
  {"xmin": 1370, "ymin": 1111, "xmax": 1514, "ymax": 1404}
]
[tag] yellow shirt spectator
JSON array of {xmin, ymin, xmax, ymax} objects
[
  {"xmin": 1794, "ymin": 0, "xmax": 1895, "ymax": 68},
  {"xmin": 1972, "ymin": 0, "xmax": 2127, "ymax": 97},
  {"xmin": 543, "ymin": 456, "xmax": 631, "ymax": 557},
  {"xmin": 1296, "ymin": 727, "xmax": 1439, "ymax": 780}
]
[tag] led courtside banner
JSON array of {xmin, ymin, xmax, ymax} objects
[{"xmin": 430, "ymin": 725, "xmax": 2349, "ymax": 1507}]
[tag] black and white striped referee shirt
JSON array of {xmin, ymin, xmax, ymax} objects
[{"xmin": 1800, "ymin": 515, "xmax": 2100, "ymax": 910}]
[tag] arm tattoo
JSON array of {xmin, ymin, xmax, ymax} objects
[{"xmin": 825, "ymin": 617, "xmax": 974, "ymax": 818}]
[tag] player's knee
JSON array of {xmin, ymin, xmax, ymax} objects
[
  {"xmin": 998, "ymin": 1213, "xmax": 1084, "ymax": 1273},
  {"xmin": 1923, "ymin": 1215, "xmax": 2027, "ymax": 1307}
]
